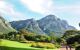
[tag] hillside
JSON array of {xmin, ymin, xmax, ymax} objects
[{"xmin": 0, "ymin": 16, "xmax": 15, "ymax": 34}]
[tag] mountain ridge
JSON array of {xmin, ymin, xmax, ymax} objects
[
  {"xmin": 10, "ymin": 15, "xmax": 76, "ymax": 37},
  {"xmin": 10, "ymin": 18, "xmax": 45, "ymax": 35},
  {"xmin": 0, "ymin": 16, "xmax": 16, "ymax": 34},
  {"xmin": 37, "ymin": 15, "xmax": 76, "ymax": 36}
]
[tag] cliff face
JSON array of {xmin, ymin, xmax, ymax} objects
[
  {"xmin": 10, "ymin": 19, "xmax": 45, "ymax": 35},
  {"xmin": 38, "ymin": 15, "xmax": 76, "ymax": 36}
]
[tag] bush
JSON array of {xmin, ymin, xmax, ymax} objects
[
  {"xmin": 55, "ymin": 43, "xmax": 61, "ymax": 48},
  {"xmin": 76, "ymin": 46, "xmax": 80, "ymax": 50},
  {"xmin": 34, "ymin": 35, "xmax": 51, "ymax": 42},
  {"xmin": 31, "ymin": 42, "xmax": 37, "ymax": 47},
  {"xmin": 31, "ymin": 42, "xmax": 56, "ymax": 49}
]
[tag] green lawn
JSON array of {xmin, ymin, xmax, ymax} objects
[{"xmin": 0, "ymin": 39, "xmax": 59, "ymax": 50}]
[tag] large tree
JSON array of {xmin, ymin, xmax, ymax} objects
[
  {"xmin": 62, "ymin": 30, "xmax": 80, "ymax": 39},
  {"xmin": 62, "ymin": 30, "xmax": 80, "ymax": 50}
]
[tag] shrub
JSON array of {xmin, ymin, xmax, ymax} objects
[
  {"xmin": 34, "ymin": 35, "xmax": 51, "ymax": 42},
  {"xmin": 31, "ymin": 42, "xmax": 37, "ymax": 47},
  {"xmin": 76, "ymin": 46, "xmax": 80, "ymax": 50},
  {"xmin": 31, "ymin": 42, "xmax": 56, "ymax": 49},
  {"xmin": 0, "ymin": 32, "xmax": 3, "ymax": 39},
  {"xmin": 55, "ymin": 43, "xmax": 61, "ymax": 48}
]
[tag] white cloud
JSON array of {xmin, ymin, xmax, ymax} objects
[
  {"xmin": 53, "ymin": 5, "xmax": 80, "ymax": 30},
  {"xmin": 20, "ymin": 0, "xmax": 54, "ymax": 15},
  {"xmin": 20, "ymin": 0, "xmax": 80, "ymax": 16},
  {"xmin": 54, "ymin": 5, "xmax": 80, "ymax": 15},
  {"xmin": 20, "ymin": 0, "xmax": 80, "ymax": 30},
  {"xmin": 0, "ymin": 0, "xmax": 27, "ymax": 21}
]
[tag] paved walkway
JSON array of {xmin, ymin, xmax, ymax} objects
[
  {"xmin": 59, "ymin": 46, "xmax": 75, "ymax": 50},
  {"xmin": 60, "ymin": 48, "xmax": 75, "ymax": 50}
]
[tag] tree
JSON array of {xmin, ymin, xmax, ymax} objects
[
  {"xmin": 49, "ymin": 32, "xmax": 56, "ymax": 43},
  {"xmin": 63, "ymin": 30, "xmax": 80, "ymax": 45},
  {"xmin": 62, "ymin": 30, "xmax": 80, "ymax": 50},
  {"xmin": 0, "ymin": 32, "xmax": 3, "ymax": 39},
  {"xmin": 35, "ymin": 35, "xmax": 51, "ymax": 42},
  {"xmin": 19, "ymin": 29, "xmax": 36, "ymax": 41},
  {"xmin": 76, "ymin": 46, "xmax": 80, "ymax": 50},
  {"xmin": 56, "ymin": 38, "xmax": 62, "ymax": 44},
  {"xmin": 63, "ymin": 30, "xmax": 80, "ymax": 39}
]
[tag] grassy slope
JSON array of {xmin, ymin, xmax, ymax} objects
[{"xmin": 0, "ymin": 39, "xmax": 59, "ymax": 50}]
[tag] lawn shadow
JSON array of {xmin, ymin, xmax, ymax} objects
[{"xmin": 0, "ymin": 46, "xmax": 42, "ymax": 50}]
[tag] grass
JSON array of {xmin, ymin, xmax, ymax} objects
[
  {"xmin": 0, "ymin": 39, "xmax": 59, "ymax": 50},
  {"xmin": 0, "ymin": 39, "xmax": 31, "ymax": 48},
  {"xmin": 0, "ymin": 46, "xmax": 40, "ymax": 50}
]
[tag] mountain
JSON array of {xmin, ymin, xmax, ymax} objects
[
  {"xmin": 38, "ymin": 15, "xmax": 76, "ymax": 36},
  {"xmin": 10, "ymin": 18, "xmax": 45, "ymax": 35},
  {"xmin": 10, "ymin": 15, "xmax": 76, "ymax": 37},
  {"xmin": 0, "ymin": 16, "xmax": 15, "ymax": 34}
]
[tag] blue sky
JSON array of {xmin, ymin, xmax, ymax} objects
[{"xmin": 0, "ymin": 0, "xmax": 80, "ymax": 30}]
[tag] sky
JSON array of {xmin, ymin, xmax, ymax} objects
[{"xmin": 0, "ymin": 0, "xmax": 80, "ymax": 30}]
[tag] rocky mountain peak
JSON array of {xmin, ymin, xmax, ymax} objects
[{"xmin": 43, "ymin": 15, "xmax": 57, "ymax": 20}]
